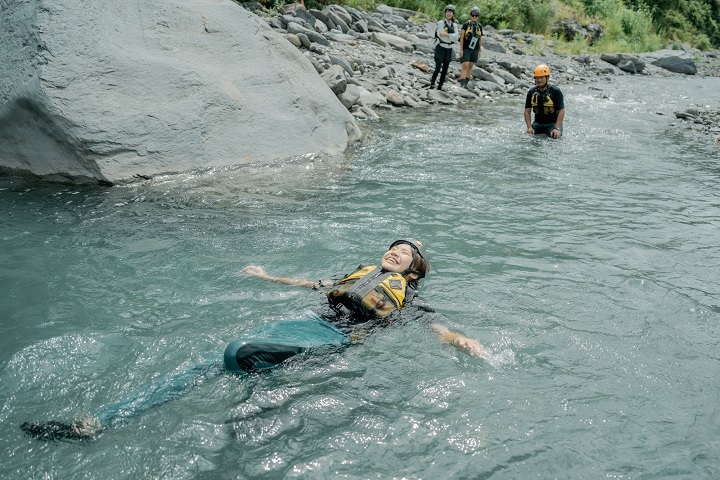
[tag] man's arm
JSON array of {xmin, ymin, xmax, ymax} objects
[
  {"xmin": 524, "ymin": 107, "xmax": 534, "ymax": 134},
  {"xmin": 551, "ymin": 108, "xmax": 565, "ymax": 138},
  {"xmin": 431, "ymin": 324, "xmax": 490, "ymax": 359}
]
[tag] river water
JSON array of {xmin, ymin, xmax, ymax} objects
[{"xmin": 1, "ymin": 75, "xmax": 719, "ymax": 479}]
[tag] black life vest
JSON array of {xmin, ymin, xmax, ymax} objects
[
  {"xmin": 435, "ymin": 20, "xmax": 455, "ymax": 45},
  {"xmin": 531, "ymin": 86, "xmax": 557, "ymax": 115},
  {"xmin": 463, "ymin": 22, "xmax": 482, "ymax": 45}
]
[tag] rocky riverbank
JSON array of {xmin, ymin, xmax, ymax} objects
[{"xmin": 242, "ymin": 2, "xmax": 720, "ymax": 142}]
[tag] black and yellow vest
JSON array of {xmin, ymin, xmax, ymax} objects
[
  {"xmin": 530, "ymin": 86, "xmax": 557, "ymax": 115},
  {"xmin": 327, "ymin": 265, "xmax": 407, "ymax": 318},
  {"xmin": 463, "ymin": 22, "xmax": 482, "ymax": 49}
]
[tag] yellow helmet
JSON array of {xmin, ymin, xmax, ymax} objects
[{"xmin": 533, "ymin": 64, "xmax": 550, "ymax": 77}]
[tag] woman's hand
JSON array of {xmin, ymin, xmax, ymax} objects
[
  {"xmin": 432, "ymin": 324, "xmax": 490, "ymax": 360},
  {"xmin": 242, "ymin": 265, "xmax": 268, "ymax": 278},
  {"xmin": 451, "ymin": 335, "xmax": 490, "ymax": 359}
]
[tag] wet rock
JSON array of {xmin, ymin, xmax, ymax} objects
[
  {"xmin": 385, "ymin": 89, "xmax": 406, "ymax": 106},
  {"xmin": 359, "ymin": 88, "xmax": 387, "ymax": 107},
  {"xmin": 338, "ymin": 84, "xmax": 362, "ymax": 109},
  {"xmin": 427, "ymin": 89, "xmax": 457, "ymax": 105}
]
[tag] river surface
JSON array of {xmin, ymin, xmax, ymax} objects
[{"xmin": 1, "ymin": 75, "xmax": 719, "ymax": 479}]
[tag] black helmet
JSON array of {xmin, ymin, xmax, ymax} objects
[
  {"xmin": 470, "ymin": 7, "xmax": 480, "ymax": 16},
  {"xmin": 445, "ymin": 4, "xmax": 455, "ymax": 12},
  {"xmin": 390, "ymin": 238, "xmax": 430, "ymax": 278}
]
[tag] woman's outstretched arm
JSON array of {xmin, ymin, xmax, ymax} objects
[
  {"xmin": 242, "ymin": 265, "xmax": 318, "ymax": 289},
  {"xmin": 431, "ymin": 324, "xmax": 490, "ymax": 360}
]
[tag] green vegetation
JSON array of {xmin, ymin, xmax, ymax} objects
[{"xmin": 295, "ymin": 0, "xmax": 720, "ymax": 51}]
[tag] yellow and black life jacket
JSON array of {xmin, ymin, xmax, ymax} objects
[
  {"xmin": 464, "ymin": 23, "xmax": 482, "ymax": 40},
  {"xmin": 326, "ymin": 265, "xmax": 407, "ymax": 318},
  {"xmin": 531, "ymin": 87, "xmax": 556, "ymax": 115}
]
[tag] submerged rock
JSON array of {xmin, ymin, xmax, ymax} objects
[{"xmin": 0, "ymin": 0, "xmax": 360, "ymax": 184}]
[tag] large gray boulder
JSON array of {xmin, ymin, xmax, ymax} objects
[
  {"xmin": 600, "ymin": 53, "xmax": 645, "ymax": 74},
  {"xmin": 643, "ymin": 49, "xmax": 697, "ymax": 75},
  {"xmin": 0, "ymin": 0, "xmax": 360, "ymax": 184},
  {"xmin": 370, "ymin": 32, "xmax": 414, "ymax": 53},
  {"xmin": 471, "ymin": 66, "xmax": 505, "ymax": 85}
]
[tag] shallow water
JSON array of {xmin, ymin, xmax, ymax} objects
[{"xmin": 1, "ymin": 75, "xmax": 720, "ymax": 479}]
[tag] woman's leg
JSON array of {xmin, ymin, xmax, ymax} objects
[
  {"xmin": 437, "ymin": 59, "xmax": 451, "ymax": 90},
  {"xmin": 460, "ymin": 62, "xmax": 472, "ymax": 82},
  {"xmin": 430, "ymin": 46, "xmax": 444, "ymax": 87}
]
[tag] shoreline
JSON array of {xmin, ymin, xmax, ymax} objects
[{"xmin": 248, "ymin": 2, "xmax": 720, "ymax": 143}]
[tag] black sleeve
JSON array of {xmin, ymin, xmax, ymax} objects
[
  {"xmin": 524, "ymin": 88, "xmax": 534, "ymax": 109},
  {"xmin": 402, "ymin": 295, "xmax": 442, "ymax": 326},
  {"xmin": 315, "ymin": 264, "xmax": 362, "ymax": 292},
  {"xmin": 553, "ymin": 86, "xmax": 565, "ymax": 111}
]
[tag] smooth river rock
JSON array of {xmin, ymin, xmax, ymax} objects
[{"xmin": 0, "ymin": 0, "xmax": 360, "ymax": 184}]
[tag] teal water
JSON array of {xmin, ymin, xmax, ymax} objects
[{"xmin": 1, "ymin": 75, "xmax": 720, "ymax": 478}]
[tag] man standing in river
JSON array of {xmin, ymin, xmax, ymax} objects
[{"xmin": 524, "ymin": 64, "xmax": 565, "ymax": 139}]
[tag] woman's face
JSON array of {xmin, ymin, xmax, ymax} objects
[
  {"xmin": 381, "ymin": 243, "xmax": 415, "ymax": 274},
  {"xmin": 445, "ymin": 10, "xmax": 454, "ymax": 20}
]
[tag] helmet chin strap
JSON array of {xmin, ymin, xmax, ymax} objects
[{"xmin": 401, "ymin": 250, "xmax": 420, "ymax": 277}]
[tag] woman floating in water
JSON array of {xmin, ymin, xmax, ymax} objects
[
  {"xmin": 21, "ymin": 239, "xmax": 488, "ymax": 441},
  {"xmin": 227, "ymin": 238, "xmax": 488, "ymax": 371}
]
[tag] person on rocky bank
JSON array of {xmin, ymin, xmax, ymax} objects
[
  {"xmin": 458, "ymin": 7, "xmax": 483, "ymax": 89},
  {"xmin": 524, "ymin": 64, "xmax": 565, "ymax": 138},
  {"xmin": 429, "ymin": 4, "xmax": 459, "ymax": 90}
]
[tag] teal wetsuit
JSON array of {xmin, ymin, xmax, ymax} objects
[{"xmin": 21, "ymin": 271, "xmax": 433, "ymax": 441}]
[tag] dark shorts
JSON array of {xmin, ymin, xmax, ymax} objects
[
  {"xmin": 460, "ymin": 48, "xmax": 479, "ymax": 63},
  {"xmin": 434, "ymin": 44, "xmax": 453, "ymax": 63}
]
